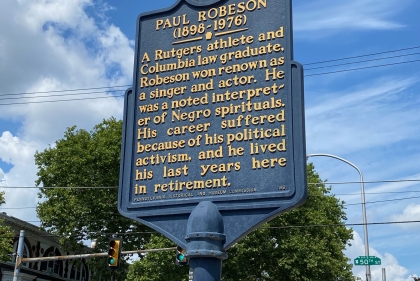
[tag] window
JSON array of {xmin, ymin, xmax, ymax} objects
[{"xmin": 47, "ymin": 252, "xmax": 61, "ymax": 275}]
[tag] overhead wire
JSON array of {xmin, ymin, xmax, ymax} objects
[
  {"xmin": 0, "ymin": 95, "xmax": 124, "ymax": 106},
  {"xmin": 303, "ymin": 45, "xmax": 420, "ymax": 65},
  {"xmin": 0, "ymin": 85, "xmax": 132, "ymax": 98},
  {"xmin": 0, "ymin": 90, "xmax": 126, "ymax": 101},
  {"xmin": 265, "ymin": 220, "xmax": 420, "ymax": 229},
  {"xmin": 0, "ymin": 47, "xmax": 419, "ymax": 241},
  {"xmin": 1, "ymin": 220, "xmax": 420, "ymax": 239},
  {"xmin": 310, "ymin": 179, "xmax": 420, "ymax": 185},
  {"xmin": 3, "ymin": 196, "xmax": 419, "ymax": 211},
  {"xmin": 0, "ymin": 45, "xmax": 419, "ymax": 105},
  {"xmin": 0, "ymin": 231, "xmax": 156, "ymax": 239},
  {"xmin": 0, "ymin": 186, "xmax": 118, "ymax": 189},
  {"xmin": 305, "ymin": 59, "xmax": 420, "ymax": 77},
  {"xmin": 2, "ymin": 178, "xmax": 420, "ymax": 189},
  {"xmin": 304, "ymin": 52, "xmax": 420, "ymax": 71},
  {"xmin": 344, "ymin": 195, "xmax": 420, "ymax": 206}
]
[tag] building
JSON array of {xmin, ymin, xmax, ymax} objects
[{"xmin": 0, "ymin": 212, "xmax": 90, "ymax": 281}]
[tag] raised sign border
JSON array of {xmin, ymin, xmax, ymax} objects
[{"xmin": 118, "ymin": 0, "xmax": 307, "ymax": 248}]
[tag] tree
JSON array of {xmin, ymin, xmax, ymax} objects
[
  {"xmin": 125, "ymin": 235, "xmax": 189, "ymax": 281},
  {"xmin": 126, "ymin": 163, "xmax": 354, "ymax": 281},
  {"xmin": 0, "ymin": 191, "xmax": 14, "ymax": 261},
  {"xmin": 35, "ymin": 118, "xmax": 354, "ymax": 280},
  {"xmin": 35, "ymin": 118, "xmax": 151, "ymax": 280}
]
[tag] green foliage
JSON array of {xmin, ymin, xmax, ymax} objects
[
  {"xmin": 0, "ymin": 191, "xmax": 14, "ymax": 261},
  {"xmin": 126, "ymin": 164, "xmax": 354, "ymax": 281},
  {"xmin": 222, "ymin": 163, "xmax": 354, "ymax": 281},
  {"xmin": 34, "ymin": 118, "xmax": 353, "ymax": 280},
  {"xmin": 125, "ymin": 235, "xmax": 189, "ymax": 281},
  {"xmin": 35, "ymin": 118, "xmax": 151, "ymax": 280}
]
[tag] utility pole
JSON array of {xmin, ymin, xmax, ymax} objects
[
  {"xmin": 13, "ymin": 230, "xmax": 25, "ymax": 281},
  {"xmin": 307, "ymin": 154, "xmax": 371, "ymax": 281}
]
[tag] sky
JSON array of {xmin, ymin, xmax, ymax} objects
[{"xmin": 0, "ymin": 0, "xmax": 419, "ymax": 280}]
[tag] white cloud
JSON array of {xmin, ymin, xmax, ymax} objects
[
  {"xmin": 295, "ymin": 0, "xmax": 407, "ymax": 34},
  {"xmin": 0, "ymin": 131, "xmax": 39, "ymax": 222},
  {"xmin": 0, "ymin": 0, "xmax": 133, "ymax": 100},
  {"xmin": 0, "ymin": 0, "xmax": 134, "ymax": 222},
  {"xmin": 391, "ymin": 204, "xmax": 420, "ymax": 229},
  {"xmin": 0, "ymin": 168, "xmax": 5, "ymax": 185},
  {"xmin": 0, "ymin": 0, "xmax": 133, "ymax": 144},
  {"xmin": 0, "ymin": 131, "xmax": 38, "ymax": 172}
]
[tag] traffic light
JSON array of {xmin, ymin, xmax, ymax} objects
[
  {"xmin": 176, "ymin": 246, "xmax": 188, "ymax": 265},
  {"xmin": 107, "ymin": 237, "xmax": 122, "ymax": 269}
]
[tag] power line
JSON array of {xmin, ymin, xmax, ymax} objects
[
  {"xmin": 1, "ymin": 85, "xmax": 131, "ymax": 98},
  {"xmin": 1, "ymin": 57, "xmax": 418, "ymax": 106},
  {"xmin": 0, "ymin": 90, "xmax": 125, "ymax": 101},
  {"xmin": 4, "ymin": 190, "xmax": 420, "ymax": 210},
  {"xmin": 311, "ymin": 179, "xmax": 420, "ymax": 184},
  {"xmin": 0, "ymin": 186, "xmax": 119, "ymax": 189},
  {"xmin": 304, "ymin": 52, "xmax": 420, "ymax": 71},
  {"xmin": 265, "ymin": 220, "xmax": 420, "ymax": 229},
  {"xmin": 0, "ymin": 231, "xmax": 156, "ymax": 239},
  {"xmin": 303, "ymin": 45, "xmax": 420, "ymax": 65},
  {"xmin": 2, "ymin": 45, "xmax": 419, "ymax": 98},
  {"xmin": 0, "ymin": 60, "xmax": 420, "ymax": 106},
  {"xmin": 0, "ymin": 45, "xmax": 419, "ymax": 106},
  {"xmin": 336, "ymin": 190, "xmax": 420, "ymax": 196},
  {"xmin": 305, "ymin": 59, "xmax": 420, "ymax": 77},
  {"xmin": 3, "ymin": 194, "xmax": 419, "ymax": 211},
  {"xmin": 344, "ymin": 195, "xmax": 420, "ymax": 206},
  {"xmin": 2, "ymin": 178, "xmax": 420, "ymax": 189},
  {"xmin": 0, "ymin": 207, "xmax": 36, "ymax": 210},
  {"xmin": 1, "ymin": 220, "xmax": 419, "ymax": 239},
  {"xmin": 0, "ymin": 95, "xmax": 124, "ymax": 106}
]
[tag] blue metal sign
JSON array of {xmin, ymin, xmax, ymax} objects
[{"xmin": 119, "ymin": 0, "xmax": 306, "ymax": 249}]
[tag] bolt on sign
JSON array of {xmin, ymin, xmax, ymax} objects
[{"xmin": 119, "ymin": 0, "xmax": 307, "ymax": 249}]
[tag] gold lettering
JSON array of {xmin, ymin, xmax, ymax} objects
[
  {"xmin": 198, "ymin": 0, "xmax": 267, "ymax": 22},
  {"xmin": 228, "ymin": 146, "xmax": 244, "ymax": 157},
  {"xmin": 135, "ymin": 169, "xmax": 153, "ymax": 180},
  {"xmin": 200, "ymin": 162, "xmax": 240, "ymax": 176},
  {"xmin": 252, "ymin": 157, "xmax": 287, "ymax": 169},
  {"xmin": 154, "ymin": 176, "xmax": 230, "ymax": 193},
  {"xmin": 265, "ymin": 68, "xmax": 285, "ymax": 81},
  {"xmin": 134, "ymin": 184, "xmax": 147, "ymax": 195},
  {"xmin": 156, "ymin": 20, "xmax": 164, "ymax": 31},
  {"xmin": 141, "ymin": 52, "xmax": 151, "ymax": 63}
]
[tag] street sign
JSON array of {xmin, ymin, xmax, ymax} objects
[
  {"xmin": 119, "ymin": 0, "xmax": 306, "ymax": 250},
  {"xmin": 354, "ymin": 256, "xmax": 381, "ymax": 266}
]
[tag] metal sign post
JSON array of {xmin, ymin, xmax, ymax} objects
[
  {"xmin": 13, "ymin": 230, "xmax": 25, "ymax": 281},
  {"xmin": 119, "ymin": 0, "xmax": 306, "ymax": 279}
]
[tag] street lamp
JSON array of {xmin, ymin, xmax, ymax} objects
[{"xmin": 307, "ymin": 153, "xmax": 371, "ymax": 281}]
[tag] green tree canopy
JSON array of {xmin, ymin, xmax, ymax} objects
[
  {"xmin": 35, "ymin": 118, "xmax": 151, "ymax": 280},
  {"xmin": 35, "ymin": 118, "xmax": 353, "ymax": 281},
  {"xmin": 0, "ymin": 191, "xmax": 14, "ymax": 261},
  {"xmin": 126, "ymin": 163, "xmax": 354, "ymax": 281}
]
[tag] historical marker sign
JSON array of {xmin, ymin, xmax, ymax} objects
[{"xmin": 119, "ymin": 0, "xmax": 307, "ymax": 249}]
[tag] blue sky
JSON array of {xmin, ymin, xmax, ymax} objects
[{"xmin": 0, "ymin": 0, "xmax": 419, "ymax": 280}]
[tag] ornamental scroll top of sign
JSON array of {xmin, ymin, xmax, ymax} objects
[{"xmin": 119, "ymin": 0, "xmax": 307, "ymax": 249}]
